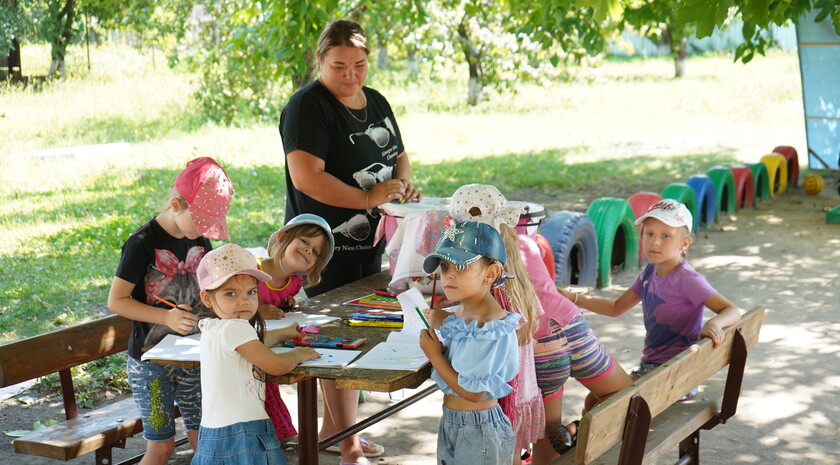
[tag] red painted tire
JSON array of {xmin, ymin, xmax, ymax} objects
[
  {"xmin": 772, "ymin": 145, "xmax": 800, "ymax": 188},
  {"xmin": 627, "ymin": 192, "xmax": 663, "ymax": 265},
  {"xmin": 730, "ymin": 165, "xmax": 755, "ymax": 209},
  {"xmin": 534, "ymin": 233, "xmax": 557, "ymax": 282}
]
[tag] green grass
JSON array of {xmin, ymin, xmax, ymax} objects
[{"xmin": 0, "ymin": 44, "xmax": 806, "ymax": 342}]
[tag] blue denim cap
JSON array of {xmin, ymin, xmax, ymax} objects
[{"xmin": 423, "ymin": 221, "xmax": 507, "ymax": 274}]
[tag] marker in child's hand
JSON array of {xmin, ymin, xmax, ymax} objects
[
  {"xmin": 155, "ymin": 296, "xmax": 178, "ymax": 309},
  {"xmin": 415, "ymin": 307, "xmax": 430, "ymax": 329}
]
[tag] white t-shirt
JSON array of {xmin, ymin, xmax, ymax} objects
[{"xmin": 198, "ymin": 318, "xmax": 269, "ymax": 428}]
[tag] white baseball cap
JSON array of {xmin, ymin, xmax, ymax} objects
[{"xmin": 634, "ymin": 199, "xmax": 693, "ymax": 233}]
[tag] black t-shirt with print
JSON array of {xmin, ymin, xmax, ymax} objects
[
  {"xmin": 279, "ymin": 80, "xmax": 405, "ymax": 264},
  {"xmin": 114, "ymin": 218, "xmax": 212, "ymax": 360}
]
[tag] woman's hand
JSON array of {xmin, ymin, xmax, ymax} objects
[
  {"xmin": 368, "ymin": 179, "xmax": 408, "ymax": 206},
  {"xmin": 400, "ymin": 180, "xmax": 421, "ymax": 203}
]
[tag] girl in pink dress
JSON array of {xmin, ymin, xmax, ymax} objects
[{"xmin": 256, "ymin": 214, "xmax": 334, "ymax": 441}]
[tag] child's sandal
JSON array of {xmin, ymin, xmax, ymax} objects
[{"xmin": 547, "ymin": 420, "xmax": 579, "ymax": 455}]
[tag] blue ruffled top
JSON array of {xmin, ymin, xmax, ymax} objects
[{"xmin": 430, "ymin": 312, "xmax": 521, "ymax": 400}]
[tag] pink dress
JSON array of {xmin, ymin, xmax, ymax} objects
[
  {"xmin": 258, "ymin": 267, "xmax": 305, "ymax": 441},
  {"xmin": 494, "ymin": 286, "xmax": 546, "ymax": 451}
]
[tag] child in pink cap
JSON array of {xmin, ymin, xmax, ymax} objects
[{"xmin": 107, "ymin": 157, "xmax": 233, "ymax": 465}]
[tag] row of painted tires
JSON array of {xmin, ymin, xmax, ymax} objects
[{"xmin": 539, "ymin": 146, "xmax": 800, "ymax": 288}]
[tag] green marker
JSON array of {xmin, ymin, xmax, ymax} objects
[{"xmin": 415, "ymin": 307, "xmax": 430, "ymax": 329}]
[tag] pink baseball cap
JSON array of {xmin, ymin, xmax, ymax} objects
[
  {"xmin": 196, "ymin": 243, "xmax": 272, "ymax": 291},
  {"xmin": 174, "ymin": 157, "xmax": 234, "ymax": 240},
  {"xmin": 634, "ymin": 199, "xmax": 693, "ymax": 232}
]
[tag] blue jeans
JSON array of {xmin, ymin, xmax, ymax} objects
[
  {"xmin": 127, "ymin": 356, "xmax": 202, "ymax": 441},
  {"xmin": 191, "ymin": 419, "xmax": 287, "ymax": 465},
  {"xmin": 437, "ymin": 405, "xmax": 515, "ymax": 465}
]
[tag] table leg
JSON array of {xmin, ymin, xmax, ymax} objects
[{"xmin": 298, "ymin": 378, "xmax": 318, "ymax": 465}]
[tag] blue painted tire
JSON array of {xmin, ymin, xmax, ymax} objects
[
  {"xmin": 539, "ymin": 211, "xmax": 599, "ymax": 288},
  {"xmin": 661, "ymin": 183, "xmax": 700, "ymax": 232},
  {"xmin": 686, "ymin": 174, "xmax": 716, "ymax": 227},
  {"xmin": 585, "ymin": 198, "xmax": 639, "ymax": 288},
  {"xmin": 706, "ymin": 166, "xmax": 737, "ymax": 219}
]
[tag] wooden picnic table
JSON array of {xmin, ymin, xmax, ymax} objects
[{"xmin": 149, "ymin": 270, "xmax": 435, "ymax": 465}]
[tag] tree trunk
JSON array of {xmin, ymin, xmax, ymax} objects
[
  {"xmin": 665, "ymin": 26, "xmax": 688, "ymax": 79},
  {"xmin": 377, "ymin": 42, "xmax": 389, "ymax": 69},
  {"xmin": 457, "ymin": 21, "xmax": 483, "ymax": 106},
  {"xmin": 407, "ymin": 46, "xmax": 419, "ymax": 80},
  {"xmin": 47, "ymin": 0, "xmax": 76, "ymax": 78}
]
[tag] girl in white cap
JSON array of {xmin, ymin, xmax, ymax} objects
[
  {"xmin": 192, "ymin": 243, "xmax": 320, "ymax": 465},
  {"xmin": 560, "ymin": 199, "xmax": 740, "ymax": 399},
  {"xmin": 256, "ymin": 214, "xmax": 334, "ymax": 443}
]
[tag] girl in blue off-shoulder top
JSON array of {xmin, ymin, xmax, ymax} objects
[{"xmin": 419, "ymin": 221, "xmax": 520, "ymax": 465}]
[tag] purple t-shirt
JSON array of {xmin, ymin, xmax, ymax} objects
[{"xmin": 629, "ymin": 261, "xmax": 717, "ymax": 364}]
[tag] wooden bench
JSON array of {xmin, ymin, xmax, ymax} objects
[
  {"xmin": 0, "ymin": 314, "xmax": 183, "ymax": 465},
  {"xmin": 553, "ymin": 305, "xmax": 765, "ymax": 465}
]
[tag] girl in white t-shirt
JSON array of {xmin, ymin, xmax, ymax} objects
[{"xmin": 191, "ymin": 243, "xmax": 319, "ymax": 465}]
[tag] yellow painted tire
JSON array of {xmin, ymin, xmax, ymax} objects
[{"xmin": 761, "ymin": 153, "xmax": 788, "ymax": 196}]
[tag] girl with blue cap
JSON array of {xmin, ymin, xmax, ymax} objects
[{"xmin": 419, "ymin": 221, "xmax": 520, "ymax": 464}]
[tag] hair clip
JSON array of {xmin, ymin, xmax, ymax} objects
[{"xmin": 493, "ymin": 270, "xmax": 516, "ymax": 288}]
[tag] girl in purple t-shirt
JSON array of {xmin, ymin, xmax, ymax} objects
[{"xmin": 560, "ymin": 199, "xmax": 740, "ymax": 396}]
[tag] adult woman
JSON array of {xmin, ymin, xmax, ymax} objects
[{"xmin": 279, "ymin": 19, "xmax": 420, "ymax": 465}]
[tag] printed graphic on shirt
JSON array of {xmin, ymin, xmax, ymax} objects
[
  {"xmin": 353, "ymin": 162, "xmax": 394, "ymax": 191},
  {"xmin": 333, "ymin": 213, "xmax": 371, "ymax": 242}
]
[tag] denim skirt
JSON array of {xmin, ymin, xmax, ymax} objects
[{"xmin": 191, "ymin": 418, "xmax": 288, "ymax": 465}]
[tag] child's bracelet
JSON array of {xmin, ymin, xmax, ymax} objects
[{"xmin": 573, "ymin": 292, "xmax": 579, "ymax": 304}]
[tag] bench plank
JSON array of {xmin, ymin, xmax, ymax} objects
[
  {"xmin": 13, "ymin": 397, "xmax": 142, "ymax": 461},
  {"xmin": 0, "ymin": 314, "xmax": 131, "ymax": 387},
  {"xmin": 573, "ymin": 306, "xmax": 764, "ymax": 464}
]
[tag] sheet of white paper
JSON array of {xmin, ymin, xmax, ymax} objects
[
  {"xmin": 141, "ymin": 314, "xmax": 338, "ymax": 362},
  {"xmin": 387, "ymin": 287, "xmax": 429, "ymax": 343},
  {"xmin": 270, "ymin": 347, "xmax": 360, "ymax": 368},
  {"xmin": 264, "ymin": 313, "xmax": 339, "ymax": 331},
  {"xmin": 141, "ymin": 333, "xmax": 201, "ymax": 362},
  {"xmin": 347, "ymin": 342, "xmax": 429, "ymax": 371}
]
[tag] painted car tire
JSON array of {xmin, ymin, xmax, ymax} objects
[
  {"xmin": 686, "ymin": 174, "xmax": 717, "ymax": 226},
  {"xmin": 772, "ymin": 145, "xmax": 800, "ymax": 188},
  {"xmin": 706, "ymin": 166, "xmax": 737, "ymax": 219},
  {"xmin": 585, "ymin": 198, "xmax": 639, "ymax": 288},
  {"xmin": 540, "ymin": 211, "xmax": 599, "ymax": 288},
  {"xmin": 745, "ymin": 162, "xmax": 771, "ymax": 201},
  {"xmin": 761, "ymin": 153, "xmax": 788, "ymax": 196},
  {"xmin": 730, "ymin": 164, "xmax": 755, "ymax": 209}
]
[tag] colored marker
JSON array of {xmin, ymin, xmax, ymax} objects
[
  {"xmin": 415, "ymin": 307, "xmax": 430, "ymax": 329},
  {"xmin": 154, "ymin": 296, "xmax": 178, "ymax": 309}
]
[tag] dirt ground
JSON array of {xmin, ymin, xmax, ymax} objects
[{"xmin": 2, "ymin": 176, "xmax": 839, "ymax": 465}]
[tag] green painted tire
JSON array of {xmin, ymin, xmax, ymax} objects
[
  {"xmin": 706, "ymin": 166, "xmax": 737, "ymax": 220},
  {"xmin": 660, "ymin": 183, "xmax": 699, "ymax": 232},
  {"xmin": 585, "ymin": 197, "xmax": 639, "ymax": 288},
  {"xmin": 745, "ymin": 162, "xmax": 771, "ymax": 201}
]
